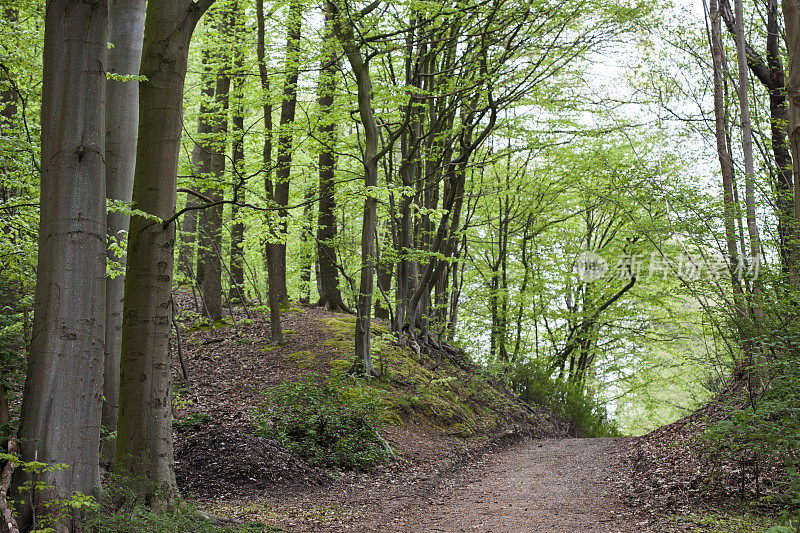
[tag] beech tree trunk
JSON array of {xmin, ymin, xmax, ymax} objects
[
  {"xmin": 331, "ymin": 1, "xmax": 379, "ymax": 376},
  {"xmin": 14, "ymin": 2, "xmax": 108, "ymax": 530},
  {"xmin": 256, "ymin": 0, "xmax": 283, "ymax": 341},
  {"xmin": 299, "ymin": 184, "xmax": 315, "ymax": 304},
  {"xmin": 720, "ymin": 0, "xmax": 796, "ymax": 277},
  {"xmin": 732, "ymin": 0, "xmax": 762, "ymax": 305},
  {"xmin": 316, "ymin": 5, "xmax": 348, "ymax": 312},
  {"xmin": 270, "ymin": 0, "xmax": 303, "ymax": 306},
  {"xmin": 101, "ymin": 0, "xmax": 146, "ymax": 470},
  {"xmin": 711, "ymin": 0, "xmax": 745, "ymax": 308},
  {"xmin": 229, "ymin": 44, "xmax": 246, "ymax": 302},
  {"xmin": 783, "ymin": 0, "xmax": 800, "ymax": 284},
  {"xmin": 197, "ymin": 13, "xmax": 231, "ymax": 321},
  {"xmin": 116, "ymin": 0, "xmax": 213, "ymax": 506},
  {"xmin": 180, "ymin": 50, "xmax": 215, "ymax": 282}
]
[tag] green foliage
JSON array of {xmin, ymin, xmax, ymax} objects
[
  {"xmin": 694, "ymin": 291, "xmax": 800, "ymax": 521},
  {"xmin": 172, "ymin": 412, "xmax": 212, "ymax": 432},
  {"xmin": 1, "ymin": 454, "xmax": 98, "ymax": 533},
  {"xmin": 251, "ymin": 374, "xmax": 391, "ymax": 470},
  {"xmin": 507, "ymin": 360, "xmax": 619, "ymax": 437},
  {"xmin": 82, "ymin": 474, "xmax": 270, "ymax": 533}
]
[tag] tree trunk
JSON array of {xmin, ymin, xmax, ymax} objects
[
  {"xmin": 783, "ymin": 0, "xmax": 800, "ymax": 284},
  {"xmin": 197, "ymin": 14, "xmax": 231, "ymax": 321},
  {"xmin": 256, "ymin": 0, "xmax": 283, "ymax": 341},
  {"xmin": 229, "ymin": 43, "xmax": 246, "ymax": 302},
  {"xmin": 270, "ymin": 0, "xmax": 303, "ymax": 306},
  {"xmin": 316, "ymin": 5, "xmax": 348, "ymax": 312},
  {"xmin": 256, "ymin": 0, "xmax": 273, "ymax": 290},
  {"xmin": 732, "ymin": 0, "xmax": 762, "ymax": 306},
  {"xmin": 116, "ymin": 0, "xmax": 213, "ymax": 506},
  {"xmin": 180, "ymin": 50, "xmax": 215, "ymax": 282},
  {"xmin": 720, "ymin": 0, "xmax": 796, "ymax": 278},
  {"xmin": 331, "ymin": 2, "xmax": 379, "ymax": 376},
  {"xmin": 299, "ymin": 184, "xmax": 315, "ymax": 304},
  {"xmin": 101, "ymin": 0, "xmax": 146, "ymax": 470},
  {"xmin": 711, "ymin": 0, "xmax": 745, "ymax": 308},
  {"xmin": 14, "ymin": 2, "xmax": 108, "ymax": 530}
]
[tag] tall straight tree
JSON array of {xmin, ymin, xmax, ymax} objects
[
  {"xmin": 101, "ymin": 0, "xmax": 147, "ymax": 469},
  {"xmin": 270, "ymin": 0, "xmax": 303, "ymax": 305},
  {"xmin": 197, "ymin": 10, "xmax": 232, "ymax": 321},
  {"xmin": 330, "ymin": 0, "xmax": 382, "ymax": 376},
  {"xmin": 229, "ymin": 18, "xmax": 246, "ymax": 302},
  {"xmin": 719, "ymin": 0, "xmax": 796, "ymax": 277},
  {"xmin": 784, "ymin": 0, "xmax": 800, "ymax": 273},
  {"xmin": 710, "ymin": 0, "xmax": 745, "ymax": 310},
  {"xmin": 732, "ymin": 0, "xmax": 762, "ymax": 307},
  {"xmin": 256, "ymin": 0, "xmax": 284, "ymax": 340},
  {"xmin": 116, "ymin": 0, "xmax": 214, "ymax": 505},
  {"xmin": 14, "ymin": 1, "xmax": 108, "ymax": 529},
  {"xmin": 316, "ymin": 3, "xmax": 349, "ymax": 312}
]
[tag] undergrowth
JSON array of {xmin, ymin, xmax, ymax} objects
[
  {"xmin": 319, "ymin": 316, "xmax": 533, "ymax": 438},
  {"xmin": 251, "ymin": 373, "xmax": 392, "ymax": 470},
  {"xmin": 506, "ymin": 359, "xmax": 619, "ymax": 437},
  {"xmin": 83, "ymin": 475, "xmax": 272, "ymax": 533}
]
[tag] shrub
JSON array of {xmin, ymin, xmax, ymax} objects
[
  {"xmin": 507, "ymin": 359, "xmax": 619, "ymax": 437},
  {"xmin": 251, "ymin": 374, "xmax": 391, "ymax": 470},
  {"xmin": 81, "ymin": 474, "xmax": 271, "ymax": 533}
]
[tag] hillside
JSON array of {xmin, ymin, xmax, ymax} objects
[{"xmin": 168, "ymin": 296, "xmax": 564, "ymax": 529}]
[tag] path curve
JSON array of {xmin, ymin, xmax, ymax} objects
[{"xmin": 368, "ymin": 438, "xmax": 646, "ymax": 532}]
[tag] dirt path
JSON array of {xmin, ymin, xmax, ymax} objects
[{"xmin": 362, "ymin": 438, "xmax": 646, "ymax": 532}]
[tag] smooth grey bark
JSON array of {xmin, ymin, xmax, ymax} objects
[
  {"xmin": 101, "ymin": 0, "xmax": 146, "ymax": 470},
  {"xmin": 256, "ymin": 0, "xmax": 283, "ymax": 341},
  {"xmin": 732, "ymin": 0, "xmax": 762, "ymax": 305},
  {"xmin": 116, "ymin": 0, "xmax": 213, "ymax": 506},
  {"xmin": 180, "ymin": 51, "xmax": 214, "ymax": 281},
  {"xmin": 14, "ymin": 2, "xmax": 108, "ymax": 530},
  {"xmin": 256, "ymin": 0, "xmax": 274, "ymax": 293},
  {"xmin": 197, "ymin": 12, "xmax": 232, "ymax": 321},
  {"xmin": 299, "ymin": 184, "xmax": 315, "ymax": 304},
  {"xmin": 719, "ymin": 0, "xmax": 796, "ymax": 277},
  {"xmin": 711, "ymin": 0, "xmax": 745, "ymax": 308}
]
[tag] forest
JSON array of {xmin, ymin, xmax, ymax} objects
[{"xmin": 1, "ymin": 0, "xmax": 800, "ymax": 531}]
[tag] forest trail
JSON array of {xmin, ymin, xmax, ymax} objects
[{"xmin": 362, "ymin": 438, "xmax": 646, "ymax": 532}]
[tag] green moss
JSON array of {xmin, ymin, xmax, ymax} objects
[
  {"xmin": 667, "ymin": 510, "xmax": 783, "ymax": 532},
  {"xmin": 285, "ymin": 350, "xmax": 316, "ymax": 368}
]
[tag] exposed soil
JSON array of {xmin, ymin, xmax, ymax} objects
[
  {"xmin": 175, "ymin": 424, "xmax": 330, "ymax": 500},
  {"xmin": 391, "ymin": 438, "xmax": 649, "ymax": 532},
  {"xmin": 206, "ymin": 436, "xmax": 652, "ymax": 532},
  {"xmin": 168, "ymin": 296, "xmax": 657, "ymax": 531}
]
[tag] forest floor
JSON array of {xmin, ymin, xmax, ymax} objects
[
  {"xmin": 210, "ymin": 437, "xmax": 649, "ymax": 532},
  {"xmin": 167, "ymin": 296, "xmax": 775, "ymax": 532}
]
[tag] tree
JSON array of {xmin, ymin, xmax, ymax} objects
[
  {"xmin": 330, "ymin": 0, "xmax": 385, "ymax": 376},
  {"xmin": 101, "ymin": 0, "xmax": 147, "ymax": 469},
  {"xmin": 116, "ymin": 0, "xmax": 214, "ymax": 506},
  {"xmin": 719, "ymin": 0, "xmax": 796, "ymax": 278},
  {"xmin": 316, "ymin": 3, "xmax": 349, "ymax": 312},
  {"xmin": 784, "ymin": 0, "xmax": 800, "ymax": 263},
  {"xmin": 269, "ymin": 0, "xmax": 304, "ymax": 306},
  {"xmin": 197, "ymin": 10, "xmax": 232, "ymax": 322},
  {"xmin": 229, "ymin": 4, "xmax": 247, "ymax": 303},
  {"xmin": 14, "ymin": 1, "xmax": 108, "ymax": 529}
]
